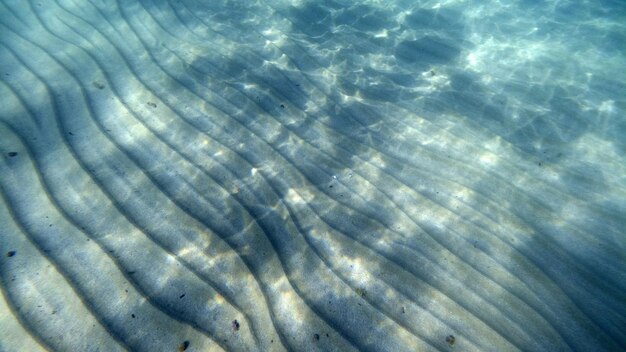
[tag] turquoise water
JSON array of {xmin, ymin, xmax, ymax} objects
[{"xmin": 0, "ymin": 1, "xmax": 624, "ymax": 351}]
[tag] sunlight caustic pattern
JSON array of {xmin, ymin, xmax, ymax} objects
[{"xmin": 0, "ymin": 0, "xmax": 625, "ymax": 351}]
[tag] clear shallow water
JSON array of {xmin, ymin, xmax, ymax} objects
[{"xmin": 0, "ymin": 0, "xmax": 624, "ymax": 351}]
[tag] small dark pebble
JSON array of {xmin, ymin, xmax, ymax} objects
[
  {"xmin": 280, "ymin": 104, "xmax": 285, "ymax": 108},
  {"xmin": 446, "ymin": 335, "xmax": 455, "ymax": 346},
  {"xmin": 178, "ymin": 340, "xmax": 190, "ymax": 351},
  {"xmin": 8, "ymin": 152, "xmax": 18, "ymax": 157},
  {"xmin": 179, "ymin": 294, "xmax": 185, "ymax": 299},
  {"xmin": 314, "ymin": 333, "xmax": 320, "ymax": 341},
  {"xmin": 7, "ymin": 251, "xmax": 16, "ymax": 257},
  {"xmin": 131, "ymin": 314, "xmax": 136, "ymax": 318},
  {"xmin": 232, "ymin": 319, "xmax": 240, "ymax": 331}
]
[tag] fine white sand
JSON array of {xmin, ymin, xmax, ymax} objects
[{"xmin": 0, "ymin": 1, "xmax": 624, "ymax": 351}]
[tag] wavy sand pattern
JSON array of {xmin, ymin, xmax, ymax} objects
[{"xmin": 1, "ymin": 0, "xmax": 625, "ymax": 351}]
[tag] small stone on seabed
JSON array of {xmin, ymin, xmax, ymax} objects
[
  {"xmin": 446, "ymin": 335, "xmax": 455, "ymax": 346},
  {"xmin": 178, "ymin": 340, "xmax": 190, "ymax": 351}
]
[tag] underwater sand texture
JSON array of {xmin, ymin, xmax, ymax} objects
[{"xmin": 1, "ymin": 0, "xmax": 625, "ymax": 351}]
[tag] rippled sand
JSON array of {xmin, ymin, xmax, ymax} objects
[{"xmin": 1, "ymin": 1, "xmax": 624, "ymax": 351}]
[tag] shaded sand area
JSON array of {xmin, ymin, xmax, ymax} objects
[{"xmin": 1, "ymin": 0, "xmax": 625, "ymax": 351}]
